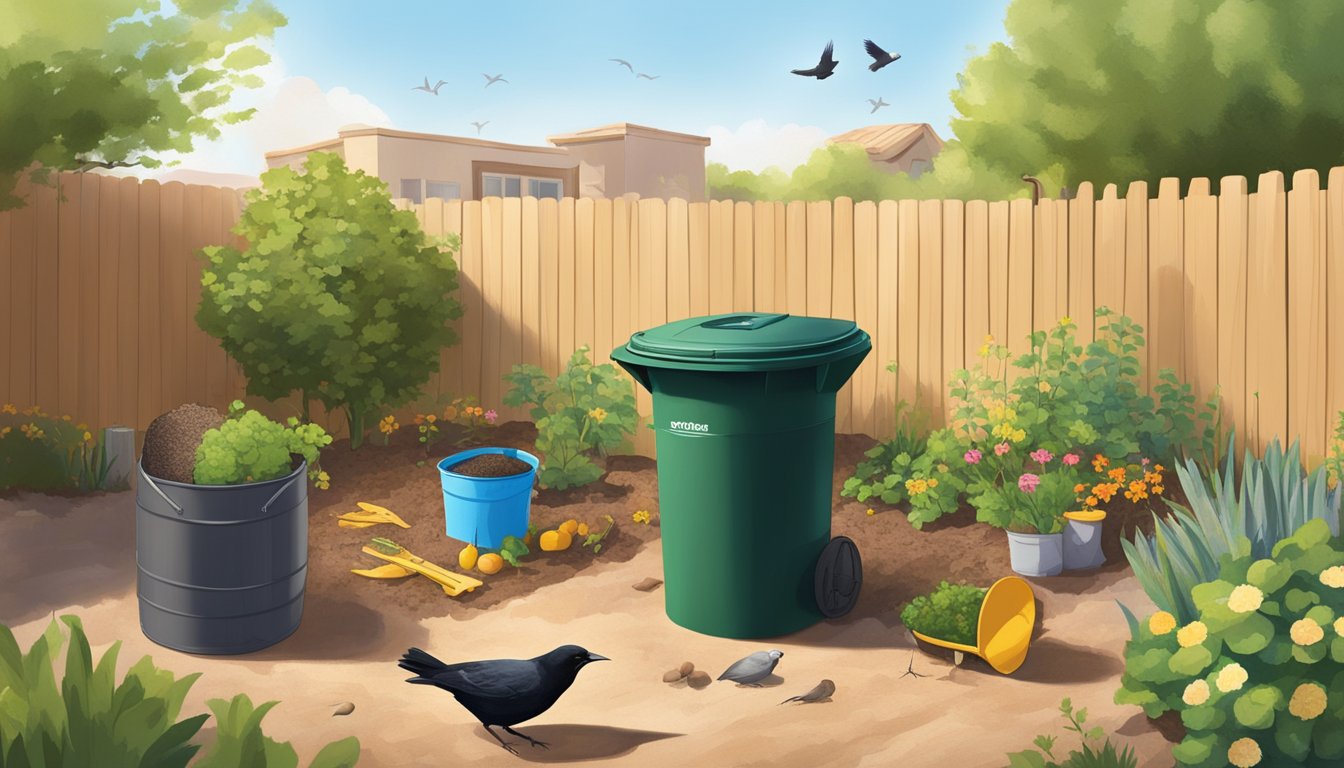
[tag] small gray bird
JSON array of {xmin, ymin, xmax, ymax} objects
[
  {"xmin": 718, "ymin": 650, "xmax": 783, "ymax": 686},
  {"xmin": 412, "ymin": 76, "xmax": 447, "ymax": 95},
  {"xmin": 609, "ymin": 58, "xmax": 634, "ymax": 73},
  {"xmin": 470, "ymin": 121, "xmax": 489, "ymax": 135},
  {"xmin": 864, "ymin": 39, "xmax": 901, "ymax": 71},
  {"xmin": 780, "ymin": 679, "xmax": 835, "ymax": 704},
  {"xmin": 867, "ymin": 97, "xmax": 889, "ymax": 114},
  {"xmin": 636, "ymin": 72, "xmax": 660, "ymax": 80},
  {"xmin": 482, "ymin": 73, "xmax": 508, "ymax": 87}
]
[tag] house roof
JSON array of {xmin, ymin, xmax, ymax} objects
[
  {"xmin": 263, "ymin": 126, "xmax": 570, "ymax": 159},
  {"xmin": 827, "ymin": 123, "xmax": 944, "ymax": 163},
  {"xmin": 547, "ymin": 122, "xmax": 712, "ymax": 147}
]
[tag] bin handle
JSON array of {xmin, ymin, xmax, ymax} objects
[
  {"xmin": 140, "ymin": 463, "xmax": 184, "ymax": 516},
  {"xmin": 261, "ymin": 473, "xmax": 301, "ymax": 515},
  {"xmin": 698, "ymin": 313, "xmax": 788, "ymax": 331}
]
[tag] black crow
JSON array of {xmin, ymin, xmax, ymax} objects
[
  {"xmin": 791, "ymin": 41, "xmax": 838, "ymax": 79},
  {"xmin": 399, "ymin": 645, "xmax": 609, "ymax": 755},
  {"xmin": 864, "ymin": 39, "xmax": 901, "ymax": 71}
]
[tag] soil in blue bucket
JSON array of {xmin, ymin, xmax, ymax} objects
[{"xmin": 447, "ymin": 453, "xmax": 532, "ymax": 477}]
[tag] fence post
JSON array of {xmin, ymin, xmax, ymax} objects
[{"xmin": 104, "ymin": 425, "xmax": 136, "ymax": 489}]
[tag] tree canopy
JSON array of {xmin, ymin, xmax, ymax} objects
[
  {"xmin": 0, "ymin": 0, "xmax": 286, "ymax": 209},
  {"xmin": 710, "ymin": 1, "xmax": 1344, "ymax": 201}
]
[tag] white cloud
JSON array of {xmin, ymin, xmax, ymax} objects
[
  {"xmin": 702, "ymin": 119, "xmax": 829, "ymax": 173},
  {"xmin": 145, "ymin": 50, "xmax": 392, "ymax": 179}
]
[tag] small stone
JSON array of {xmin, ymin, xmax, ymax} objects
[
  {"xmin": 633, "ymin": 577, "xmax": 663, "ymax": 592},
  {"xmin": 686, "ymin": 671, "xmax": 712, "ymax": 689},
  {"xmin": 679, "ymin": 661, "xmax": 695, "ymax": 678},
  {"xmin": 331, "ymin": 702, "xmax": 355, "ymax": 717},
  {"xmin": 662, "ymin": 669, "xmax": 685, "ymax": 683}
]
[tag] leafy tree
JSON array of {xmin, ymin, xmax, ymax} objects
[
  {"xmin": 950, "ymin": 0, "xmax": 1344, "ymax": 195},
  {"xmin": 196, "ymin": 152, "xmax": 465, "ymax": 450},
  {"xmin": 0, "ymin": 0, "xmax": 286, "ymax": 209}
]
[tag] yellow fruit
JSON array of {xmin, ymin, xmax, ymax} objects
[
  {"xmin": 477, "ymin": 553, "xmax": 504, "ymax": 575},
  {"xmin": 540, "ymin": 529, "xmax": 573, "ymax": 551},
  {"xmin": 560, "ymin": 519, "xmax": 579, "ymax": 536},
  {"xmin": 577, "ymin": 522, "xmax": 590, "ymax": 537},
  {"xmin": 458, "ymin": 544, "xmax": 479, "ymax": 571}
]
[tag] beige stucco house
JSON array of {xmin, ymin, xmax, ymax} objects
[
  {"xmin": 827, "ymin": 123, "xmax": 944, "ymax": 177},
  {"xmin": 264, "ymin": 122, "xmax": 710, "ymax": 203}
]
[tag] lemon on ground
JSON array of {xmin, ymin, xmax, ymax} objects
[
  {"xmin": 577, "ymin": 522, "xmax": 590, "ymax": 537},
  {"xmin": 458, "ymin": 544, "xmax": 479, "ymax": 571},
  {"xmin": 540, "ymin": 529, "xmax": 573, "ymax": 551},
  {"xmin": 559, "ymin": 519, "xmax": 579, "ymax": 536},
  {"xmin": 477, "ymin": 553, "xmax": 504, "ymax": 575}
]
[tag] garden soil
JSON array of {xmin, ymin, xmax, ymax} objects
[{"xmin": 0, "ymin": 426, "xmax": 1177, "ymax": 767}]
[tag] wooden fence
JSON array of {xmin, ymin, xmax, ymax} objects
[{"xmin": 2, "ymin": 169, "xmax": 1342, "ymax": 462}]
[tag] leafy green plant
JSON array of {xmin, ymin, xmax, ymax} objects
[
  {"xmin": 496, "ymin": 535, "xmax": 530, "ymax": 568},
  {"xmin": 900, "ymin": 581, "xmax": 987, "ymax": 646},
  {"xmin": 194, "ymin": 401, "xmax": 333, "ymax": 487},
  {"xmin": 1122, "ymin": 435, "xmax": 1343, "ymax": 623},
  {"xmin": 196, "ymin": 694, "xmax": 359, "ymax": 768},
  {"xmin": 583, "ymin": 515, "xmax": 616, "ymax": 554},
  {"xmin": 196, "ymin": 151, "xmax": 464, "ymax": 450},
  {"xmin": 1115, "ymin": 519, "xmax": 1344, "ymax": 767},
  {"xmin": 966, "ymin": 447, "xmax": 1080, "ymax": 535},
  {"xmin": 1007, "ymin": 698, "xmax": 1138, "ymax": 768},
  {"xmin": 0, "ymin": 404, "xmax": 112, "ymax": 492},
  {"xmin": 1326, "ymin": 411, "xmax": 1344, "ymax": 494},
  {"xmin": 503, "ymin": 347, "xmax": 638, "ymax": 490}
]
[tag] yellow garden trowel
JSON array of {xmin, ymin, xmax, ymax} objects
[
  {"xmin": 355, "ymin": 537, "xmax": 483, "ymax": 597},
  {"xmin": 336, "ymin": 502, "xmax": 412, "ymax": 529}
]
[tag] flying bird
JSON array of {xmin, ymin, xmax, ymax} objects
[
  {"xmin": 864, "ymin": 39, "xmax": 901, "ymax": 71},
  {"xmin": 399, "ymin": 645, "xmax": 609, "ymax": 755},
  {"xmin": 482, "ymin": 73, "xmax": 508, "ymax": 87},
  {"xmin": 718, "ymin": 650, "xmax": 784, "ymax": 686},
  {"xmin": 866, "ymin": 97, "xmax": 890, "ymax": 114},
  {"xmin": 791, "ymin": 41, "xmax": 838, "ymax": 80},
  {"xmin": 470, "ymin": 121, "xmax": 489, "ymax": 135},
  {"xmin": 609, "ymin": 58, "xmax": 634, "ymax": 73},
  {"xmin": 780, "ymin": 679, "xmax": 835, "ymax": 704},
  {"xmin": 412, "ymin": 77, "xmax": 447, "ymax": 95},
  {"xmin": 636, "ymin": 72, "xmax": 660, "ymax": 80}
]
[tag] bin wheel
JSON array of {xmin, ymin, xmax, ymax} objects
[{"xmin": 815, "ymin": 536, "xmax": 862, "ymax": 619}]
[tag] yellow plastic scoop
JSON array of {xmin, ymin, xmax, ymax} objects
[
  {"xmin": 359, "ymin": 538, "xmax": 483, "ymax": 597},
  {"xmin": 911, "ymin": 576, "xmax": 1036, "ymax": 675},
  {"xmin": 351, "ymin": 563, "xmax": 416, "ymax": 579},
  {"xmin": 336, "ymin": 501, "xmax": 412, "ymax": 529}
]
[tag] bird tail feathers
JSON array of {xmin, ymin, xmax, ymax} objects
[{"xmin": 398, "ymin": 647, "xmax": 448, "ymax": 681}]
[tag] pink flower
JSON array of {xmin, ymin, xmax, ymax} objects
[
  {"xmin": 1141, "ymin": 457, "xmax": 1151, "ymax": 466},
  {"xmin": 1062, "ymin": 453, "xmax": 1080, "ymax": 466},
  {"xmin": 484, "ymin": 409, "xmax": 498, "ymax": 424},
  {"xmin": 1018, "ymin": 473, "xmax": 1041, "ymax": 493},
  {"xmin": 964, "ymin": 449, "xmax": 982, "ymax": 465},
  {"xmin": 994, "ymin": 442, "xmax": 1011, "ymax": 456},
  {"xmin": 1030, "ymin": 449, "xmax": 1053, "ymax": 465}
]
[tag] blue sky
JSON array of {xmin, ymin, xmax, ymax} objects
[{"xmin": 164, "ymin": 0, "xmax": 1015, "ymax": 177}]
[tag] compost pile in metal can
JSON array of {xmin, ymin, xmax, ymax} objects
[{"xmin": 141, "ymin": 404, "xmax": 225, "ymax": 483}]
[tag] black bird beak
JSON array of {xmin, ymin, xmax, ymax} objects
[{"xmin": 585, "ymin": 653, "xmax": 610, "ymax": 663}]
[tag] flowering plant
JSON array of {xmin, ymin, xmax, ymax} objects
[
  {"xmin": 441, "ymin": 396, "xmax": 498, "ymax": 446},
  {"xmin": 965, "ymin": 442, "xmax": 1081, "ymax": 534},
  {"xmin": 1074, "ymin": 454, "xmax": 1166, "ymax": 515},
  {"xmin": 0, "ymin": 404, "xmax": 110, "ymax": 492}
]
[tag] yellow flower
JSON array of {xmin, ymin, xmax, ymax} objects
[
  {"xmin": 1059, "ymin": 316, "xmax": 1073, "ymax": 327},
  {"xmin": 1009, "ymin": 427, "xmax": 1026, "ymax": 443},
  {"xmin": 444, "ymin": 405, "xmax": 459, "ymax": 420},
  {"xmin": 0, "ymin": 403, "xmax": 15, "ymax": 415},
  {"xmin": 936, "ymin": 463, "xmax": 949, "ymax": 473},
  {"xmin": 1177, "ymin": 621, "xmax": 1208, "ymax": 648},
  {"xmin": 82, "ymin": 431, "xmax": 93, "ymax": 443},
  {"xmin": 61, "ymin": 414, "xmax": 71, "ymax": 421},
  {"xmin": 1320, "ymin": 565, "xmax": 1344, "ymax": 589},
  {"xmin": 1108, "ymin": 467, "xmax": 1127, "ymax": 483},
  {"xmin": 1335, "ymin": 616, "xmax": 1344, "ymax": 636},
  {"xmin": 1037, "ymin": 381, "xmax": 1052, "ymax": 393},
  {"xmin": 1182, "ymin": 679, "xmax": 1210, "ymax": 706},
  {"xmin": 427, "ymin": 414, "xmax": 437, "ymax": 423},
  {"xmin": 314, "ymin": 470, "xmax": 331, "ymax": 491},
  {"xmin": 978, "ymin": 343, "xmax": 990, "ymax": 357},
  {"xmin": 0, "ymin": 427, "xmax": 10, "ymax": 438},
  {"xmin": 1288, "ymin": 683, "xmax": 1328, "ymax": 720},
  {"xmin": 1227, "ymin": 737, "xmax": 1261, "ymax": 768},
  {"xmin": 632, "ymin": 509, "xmax": 651, "ymax": 524},
  {"xmin": 866, "ymin": 508, "xmax": 875, "ymax": 516},
  {"xmin": 928, "ymin": 478, "xmax": 939, "ymax": 489},
  {"xmin": 905, "ymin": 478, "xmax": 929, "ymax": 496},
  {"xmin": 1148, "ymin": 611, "xmax": 1177, "ymax": 636},
  {"xmin": 1227, "ymin": 584, "xmax": 1264, "ymax": 614},
  {"xmin": 1215, "ymin": 662, "xmax": 1248, "ymax": 693},
  {"xmin": 1291, "ymin": 618, "xmax": 1325, "ymax": 646},
  {"xmin": 588, "ymin": 407, "xmax": 608, "ymax": 423}
]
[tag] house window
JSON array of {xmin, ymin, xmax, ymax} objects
[
  {"xmin": 482, "ymin": 174, "xmax": 526, "ymax": 198},
  {"xmin": 399, "ymin": 178, "xmax": 423, "ymax": 203},
  {"xmin": 426, "ymin": 181, "xmax": 461, "ymax": 200},
  {"xmin": 528, "ymin": 178, "xmax": 563, "ymax": 200}
]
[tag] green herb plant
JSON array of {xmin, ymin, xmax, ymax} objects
[
  {"xmin": 1326, "ymin": 411, "xmax": 1344, "ymax": 494},
  {"xmin": 497, "ymin": 535, "xmax": 530, "ymax": 568},
  {"xmin": 195, "ymin": 694, "xmax": 359, "ymax": 768},
  {"xmin": 1007, "ymin": 698, "xmax": 1138, "ymax": 768},
  {"xmin": 194, "ymin": 401, "xmax": 332, "ymax": 486},
  {"xmin": 899, "ymin": 581, "xmax": 987, "ymax": 647},
  {"xmin": 583, "ymin": 515, "xmax": 616, "ymax": 554},
  {"xmin": 503, "ymin": 347, "xmax": 638, "ymax": 490}
]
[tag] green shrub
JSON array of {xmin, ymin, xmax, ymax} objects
[
  {"xmin": 194, "ymin": 401, "xmax": 332, "ymax": 487},
  {"xmin": 900, "ymin": 581, "xmax": 986, "ymax": 646},
  {"xmin": 1115, "ymin": 519, "xmax": 1344, "ymax": 767},
  {"xmin": 0, "ymin": 616, "xmax": 359, "ymax": 768},
  {"xmin": 0, "ymin": 404, "xmax": 112, "ymax": 492},
  {"xmin": 196, "ymin": 151, "xmax": 464, "ymax": 450},
  {"xmin": 503, "ymin": 347, "xmax": 639, "ymax": 490},
  {"xmin": 1122, "ymin": 436, "xmax": 1342, "ymax": 623},
  {"xmin": 1326, "ymin": 411, "xmax": 1344, "ymax": 493},
  {"xmin": 1007, "ymin": 698, "xmax": 1138, "ymax": 768}
]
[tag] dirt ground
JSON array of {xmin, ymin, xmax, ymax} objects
[{"xmin": 0, "ymin": 428, "xmax": 1179, "ymax": 768}]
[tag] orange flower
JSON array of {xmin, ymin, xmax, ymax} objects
[
  {"xmin": 1125, "ymin": 480, "xmax": 1150, "ymax": 502},
  {"xmin": 1092, "ymin": 454, "xmax": 1109, "ymax": 472},
  {"xmin": 1108, "ymin": 467, "xmax": 1127, "ymax": 483},
  {"xmin": 1085, "ymin": 496, "xmax": 1099, "ymax": 507},
  {"xmin": 444, "ymin": 405, "xmax": 459, "ymax": 420},
  {"xmin": 1094, "ymin": 483, "xmax": 1119, "ymax": 503},
  {"xmin": 1074, "ymin": 483, "xmax": 1086, "ymax": 494}
]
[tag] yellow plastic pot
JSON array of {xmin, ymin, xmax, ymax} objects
[{"xmin": 910, "ymin": 576, "xmax": 1036, "ymax": 675}]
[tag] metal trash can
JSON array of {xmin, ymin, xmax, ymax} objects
[{"xmin": 611, "ymin": 312, "xmax": 870, "ymax": 638}]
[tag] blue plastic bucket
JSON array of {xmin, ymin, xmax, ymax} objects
[{"xmin": 438, "ymin": 447, "xmax": 539, "ymax": 549}]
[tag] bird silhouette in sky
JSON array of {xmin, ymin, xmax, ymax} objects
[
  {"xmin": 636, "ymin": 72, "xmax": 660, "ymax": 80},
  {"xmin": 412, "ymin": 76, "xmax": 447, "ymax": 95},
  {"xmin": 470, "ymin": 121, "xmax": 489, "ymax": 135},
  {"xmin": 867, "ymin": 97, "xmax": 890, "ymax": 113},
  {"xmin": 609, "ymin": 58, "xmax": 634, "ymax": 73},
  {"xmin": 482, "ymin": 73, "xmax": 508, "ymax": 87},
  {"xmin": 864, "ymin": 39, "xmax": 901, "ymax": 71},
  {"xmin": 791, "ymin": 41, "xmax": 838, "ymax": 79}
]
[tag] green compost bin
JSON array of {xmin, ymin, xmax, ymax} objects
[{"xmin": 611, "ymin": 312, "xmax": 871, "ymax": 638}]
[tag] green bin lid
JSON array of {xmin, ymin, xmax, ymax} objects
[{"xmin": 618, "ymin": 312, "xmax": 869, "ymax": 368}]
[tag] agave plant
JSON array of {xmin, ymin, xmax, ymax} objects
[{"xmin": 1121, "ymin": 433, "xmax": 1343, "ymax": 624}]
